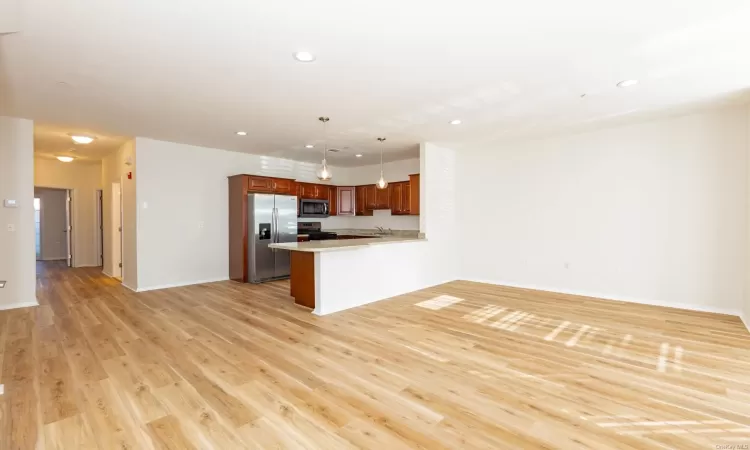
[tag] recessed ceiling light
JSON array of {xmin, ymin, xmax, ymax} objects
[
  {"xmin": 57, "ymin": 156, "xmax": 74, "ymax": 162},
  {"xmin": 293, "ymin": 51, "xmax": 316, "ymax": 62},
  {"xmin": 450, "ymin": 119, "xmax": 462, "ymax": 125},
  {"xmin": 236, "ymin": 131, "xmax": 247, "ymax": 136},
  {"xmin": 617, "ymin": 79, "xmax": 639, "ymax": 88},
  {"xmin": 305, "ymin": 144, "xmax": 314, "ymax": 148},
  {"xmin": 355, "ymin": 154, "xmax": 363, "ymax": 158},
  {"xmin": 70, "ymin": 135, "xmax": 94, "ymax": 144}
]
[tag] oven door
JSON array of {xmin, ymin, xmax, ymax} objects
[{"xmin": 300, "ymin": 199, "xmax": 329, "ymax": 218}]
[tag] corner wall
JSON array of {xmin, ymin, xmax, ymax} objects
[
  {"xmin": 0, "ymin": 116, "xmax": 35, "ymax": 310},
  {"xmin": 102, "ymin": 139, "xmax": 137, "ymax": 288},
  {"xmin": 458, "ymin": 106, "xmax": 749, "ymax": 315},
  {"xmin": 314, "ymin": 142, "xmax": 458, "ymax": 315}
]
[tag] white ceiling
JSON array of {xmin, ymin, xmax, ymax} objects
[
  {"xmin": 2, "ymin": 0, "xmax": 750, "ymax": 167},
  {"xmin": 33, "ymin": 124, "xmax": 129, "ymax": 162}
]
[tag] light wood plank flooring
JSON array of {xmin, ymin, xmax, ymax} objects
[{"xmin": 1, "ymin": 261, "xmax": 749, "ymax": 449}]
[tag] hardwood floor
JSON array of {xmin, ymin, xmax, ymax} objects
[{"xmin": 1, "ymin": 261, "xmax": 749, "ymax": 449}]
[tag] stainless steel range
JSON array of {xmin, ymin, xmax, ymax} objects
[{"xmin": 297, "ymin": 222, "xmax": 337, "ymax": 240}]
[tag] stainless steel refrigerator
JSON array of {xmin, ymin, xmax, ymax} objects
[{"xmin": 247, "ymin": 193, "xmax": 298, "ymax": 283}]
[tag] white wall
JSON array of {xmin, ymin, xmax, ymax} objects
[
  {"xmin": 135, "ymin": 138, "xmax": 344, "ymax": 291},
  {"xmin": 33, "ymin": 188, "xmax": 68, "ymax": 260},
  {"xmin": 745, "ymin": 104, "xmax": 750, "ymax": 332},
  {"xmin": 0, "ymin": 117, "xmax": 35, "ymax": 310},
  {"xmin": 35, "ymin": 158, "xmax": 103, "ymax": 266},
  {"xmin": 315, "ymin": 143, "xmax": 457, "ymax": 315},
  {"xmin": 458, "ymin": 106, "xmax": 749, "ymax": 315},
  {"xmin": 102, "ymin": 140, "xmax": 137, "ymax": 286}
]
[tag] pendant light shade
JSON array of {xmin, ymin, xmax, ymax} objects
[
  {"xmin": 316, "ymin": 117, "xmax": 333, "ymax": 181},
  {"xmin": 376, "ymin": 137, "xmax": 388, "ymax": 189}
]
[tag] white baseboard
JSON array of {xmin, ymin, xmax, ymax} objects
[
  {"xmin": 136, "ymin": 277, "xmax": 229, "ymax": 293},
  {"xmin": 742, "ymin": 313, "xmax": 750, "ymax": 334},
  {"xmin": 463, "ymin": 278, "xmax": 742, "ymax": 317},
  {"xmin": 75, "ymin": 264, "xmax": 102, "ymax": 268},
  {"xmin": 102, "ymin": 269, "xmax": 113, "ymax": 278},
  {"xmin": 0, "ymin": 301, "xmax": 39, "ymax": 311},
  {"xmin": 121, "ymin": 282, "xmax": 138, "ymax": 292},
  {"xmin": 40, "ymin": 257, "xmax": 66, "ymax": 261}
]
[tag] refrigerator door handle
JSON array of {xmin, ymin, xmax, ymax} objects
[{"xmin": 271, "ymin": 208, "xmax": 279, "ymax": 244}]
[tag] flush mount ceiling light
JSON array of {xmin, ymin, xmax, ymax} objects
[
  {"xmin": 70, "ymin": 135, "xmax": 94, "ymax": 144},
  {"xmin": 449, "ymin": 119, "xmax": 462, "ymax": 125},
  {"xmin": 57, "ymin": 156, "xmax": 75, "ymax": 162},
  {"xmin": 293, "ymin": 51, "xmax": 316, "ymax": 62},
  {"xmin": 315, "ymin": 117, "xmax": 332, "ymax": 181},
  {"xmin": 355, "ymin": 154, "xmax": 363, "ymax": 158},
  {"xmin": 236, "ymin": 131, "xmax": 247, "ymax": 136},
  {"xmin": 375, "ymin": 137, "xmax": 388, "ymax": 190},
  {"xmin": 617, "ymin": 79, "xmax": 639, "ymax": 88},
  {"xmin": 305, "ymin": 144, "xmax": 314, "ymax": 148}
]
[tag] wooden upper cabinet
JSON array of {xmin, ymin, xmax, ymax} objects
[
  {"xmin": 355, "ymin": 186, "xmax": 372, "ymax": 216},
  {"xmin": 247, "ymin": 176, "xmax": 273, "ymax": 192},
  {"xmin": 364, "ymin": 185, "xmax": 377, "ymax": 210},
  {"xmin": 390, "ymin": 183, "xmax": 403, "ymax": 214},
  {"xmin": 337, "ymin": 187, "xmax": 355, "ymax": 216},
  {"xmin": 375, "ymin": 185, "xmax": 391, "ymax": 209},
  {"xmin": 402, "ymin": 182, "xmax": 411, "ymax": 214},
  {"xmin": 298, "ymin": 183, "xmax": 315, "ymax": 199},
  {"xmin": 327, "ymin": 185, "xmax": 337, "ymax": 216},
  {"xmin": 272, "ymin": 178, "xmax": 296, "ymax": 195},
  {"xmin": 409, "ymin": 174, "xmax": 420, "ymax": 215},
  {"xmin": 315, "ymin": 185, "xmax": 331, "ymax": 200}
]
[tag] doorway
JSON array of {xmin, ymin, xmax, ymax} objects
[{"xmin": 33, "ymin": 187, "xmax": 73, "ymax": 266}]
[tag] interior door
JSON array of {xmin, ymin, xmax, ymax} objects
[
  {"xmin": 112, "ymin": 183, "xmax": 122, "ymax": 278},
  {"xmin": 65, "ymin": 190, "xmax": 72, "ymax": 267},
  {"xmin": 249, "ymin": 193, "xmax": 275, "ymax": 282},
  {"xmin": 274, "ymin": 194, "xmax": 298, "ymax": 278}
]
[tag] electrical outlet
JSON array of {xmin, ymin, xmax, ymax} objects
[{"xmin": 6, "ymin": 224, "xmax": 15, "ymax": 232}]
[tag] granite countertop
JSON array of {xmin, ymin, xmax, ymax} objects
[
  {"xmin": 323, "ymin": 229, "xmax": 421, "ymax": 238},
  {"xmin": 270, "ymin": 236, "xmax": 426, "ymax": 253}
]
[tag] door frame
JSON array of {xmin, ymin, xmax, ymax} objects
[
  {"xmin": 95, "ymin": 189, "xmax": 103, "ymax": 267},
  {"xmin": 34, "ymin": 186, "xmax": 75, "ymax": 266},
  {"xmin": 111, "ymin": 181, "xmax": 123, "ymax": 279}
]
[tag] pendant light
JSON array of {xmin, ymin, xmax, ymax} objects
[
  {"xmin": 375, "ymin": 137, "xmax": 388, "ymax": 190},
  {"xmin": 315, "ymin": 117, "xmax": 332, "ymax": 181}
]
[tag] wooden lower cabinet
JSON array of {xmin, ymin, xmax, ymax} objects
[{"xmin": 290, "ymin": 251, "xmax": 315, "ymax": 309}]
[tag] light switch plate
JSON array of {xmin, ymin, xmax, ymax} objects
[
  {"xmin": 6, "ymin": 224, "xmax": 15, "ymax": 232},
  {"xmin": 0, "ymin": 281, "xmax": 5, "ymax": 288},
  {"xmin": 3, "ymin": 199, "xmax": 18, "ymax": 208}
]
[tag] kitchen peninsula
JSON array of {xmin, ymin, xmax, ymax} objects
[{"xmin": 270, "ymin": 235, "xmax": 426, "ymax": 315}]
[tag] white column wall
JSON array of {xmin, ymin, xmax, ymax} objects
[
  {"xmin": 0, "ymin": 116, "xmax": 35, "ymax": 310},
  {"xmin": 315, "ymin": 142, "xmax": 457, "ymax": 315}
]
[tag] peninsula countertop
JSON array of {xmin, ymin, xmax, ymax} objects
[{"xmin": 270, "ymin": 236, "xmax": 426, "ymax": 252}]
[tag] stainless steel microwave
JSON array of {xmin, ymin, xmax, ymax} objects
[{"xmin": 299, "ymin": 199, "xmax": 329, "ymax": 218}]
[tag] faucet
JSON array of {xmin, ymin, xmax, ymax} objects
[{"xmin": 374, "ymin": 226, "xmax": 392, "ymax": 235}]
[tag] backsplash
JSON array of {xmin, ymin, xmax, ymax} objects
[{"xmin": 301, "ymin": 210, "xmax": 420, "ymax": 231}]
